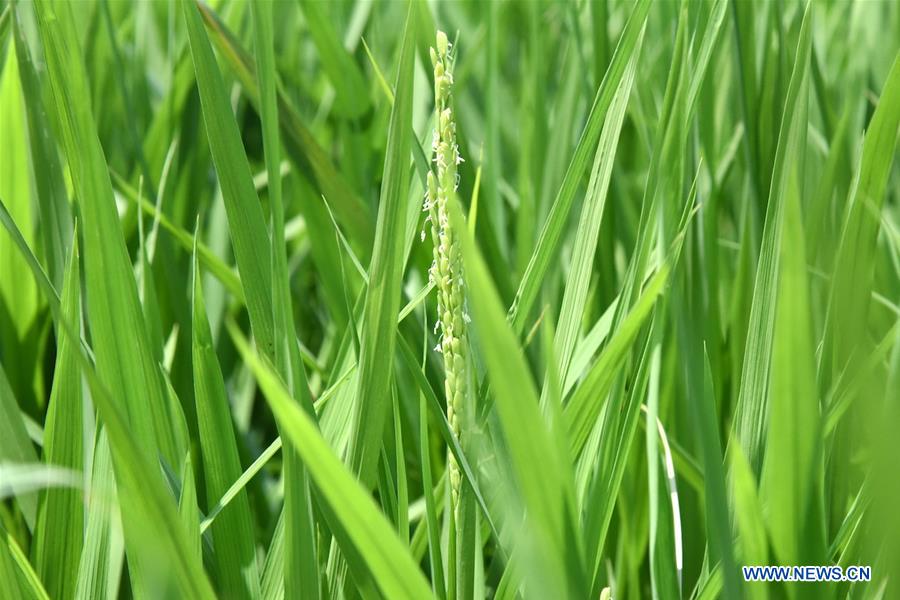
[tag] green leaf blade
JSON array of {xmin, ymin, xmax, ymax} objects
[{"xmin": 191, "ymin": 251, "xmax": 261, "ymax": 599}]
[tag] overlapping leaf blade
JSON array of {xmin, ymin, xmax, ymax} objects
[
  {"xmin": 229, "ymin": 324, "xmax": 432, "ymax": 600},
  {"xmin": 733, "ymin": 0, "xmax": 813, "ymax": 470},
  {"xmin": 346, "ymin": 4, "xmax": 416, "ymax": 487},
  {"xmin": 32, "ymin": 239, "xmax": 83, "ymax": 600},
  {"xmin": 191, "ymin": 249, "xmax": 260, "ymax": 599}
]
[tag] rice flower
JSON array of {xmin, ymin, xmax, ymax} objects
[{"xmin": 425, "ymin": 30, "xmax": 468, "ymax": 518}]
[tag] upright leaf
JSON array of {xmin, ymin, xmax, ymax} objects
[
  {"xmin": 32, "ymin": 0, "xmax": 177, "ymax": 471},
  {"xmin": 1, "ymin": 524, "xmax": 50, "ymax": 600},
  {"xmin": 822, "ymin": 53, "xmax": 900, "ymax": 384},
  {"xmin": 346, "ymin": 5, "xmax": 415, "ymax": 487},
  {"xmin": 762, "ymin": 163, "xmax": 826, "ymax": 568},
  {"xmin": 181, "ymin": 0, "xmax": 275, "ymax": 357},
  {"xmin": 0, "ymin": 363, "xmax": 37, "ymax": 528},
  {"xmin": 298, "ymin": 0, "xmax": 370, "ymax": 118},
  {"xmin": 508, "ymin": 0, "xmax": 651, "ymax": 333},
  {"xmin": 67, "ymin": 332, "xmax": 217, "ymax": 599},
  {"xmin": 250, "ymin": 2, "xmax": 320, "ymax": 598},
  {"xmin": 543, "ymin": 48, "xmax": 638, "ymax": 399},
  {"xmin": 447, "ymin": 196, "xmax": 585, "ymax": 598},
  {"xmin": 229, "ymin": 324, "xmax": 433, "ymax": 600},
  {"xmin": 33, "ymin": 238, "xmax": 83, "ymax": 600},
  {"xmin": 12, "ymin": 13, "xmax": 71, "ymax": 290},
  {"xmin": 733, "ymin": 1, "xmax": 812, "ymax": 469},
  {"xmin": 0, "ymin": 23, "xmax": 39, "ymax": 407},
  {"xmin": 178, "ymin": 454, "xmax": 201, "ymax": 565},
  {"xmin": 74, "ymin": 430, "xmax": 123, "ymax": 600},
  {"xmin": 191, "ymin": 250, "xmax": 260, "ymax": 599}
]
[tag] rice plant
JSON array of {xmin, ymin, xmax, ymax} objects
[{"xmin": 1, "ymin": 0, "xmax": 899, "ymax": 598}]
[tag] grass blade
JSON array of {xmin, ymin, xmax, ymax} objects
[
  {"xmin": 822, "ymin": 52, "xmax": 900, "ymax": 383},
  {"xmin": 32, "ymin": 0, "xmax": 178, "ymax": 475},
  {"xmin": 74, "ymin": 430, "xmax": 123, "ymax": 600},
  {"xmin": 564, "ymin": 260, "xmax": 672, "ymax": 457},
  {"xmin": 32, "ymin": 237, "xmax": 83, "ymax": 600},
  {"xmin": 733, "ymin": 0, "xmax": 813, "ymax": 469},
  {"xmin": 346, "ymin": 4, "xmax": 415, "ymax": 487},
  {"xmin": 298, "ymin": 0, "xmax": 370, "ymax": 119},
  {"xmin": 0, "ymin": 363, "xmax": 38, "ymax": 528},
  {"xmin": 250, "ymin": 4, "xmax": 322, "ymax": 596},
  {"xmin": 228, "ymin": 322, "xmax": 433, "ymax": 600},
  {"xmin": 191, "ymin": 248, "xmax": 260, "ymax": 599},
  {"xmin": 447, "ymin": 194, "xmax": 585, "ymax": 597},
  {"xmin": 508, "ymin": 0, "xmax": 650, "ymax": 333},
  {"xmin": 178, "ymin": 453, "xmax": 202, "ymax": 565},
  {"xmin": 0, "ymin": 19, "xmax": 39, "ymax": 411},
  {"xmin": 12, "ymin": 12, "xmax": 71, "ymax": 290},
  {"xmin": 181, "ymin": 0, "xmax": 277, "ymax": 358},
  {"xmin": 196, "ymin": 2, "xmax": 374, "ymax": 253},
  {"xmin": 63, "ymin": 323, "xmax": 217, "ymax": 599},
  {"xmin": 761, "ymin": 153, "xmax": 826, "ymax": 567},
  {"xmin": 419, "ymin": 391, "xmax": 446, "ymax": 600},
  {"xmin": 1, "ymin": 524, "xmax": 50, "ymax": 600},
  {"xmin": 543, "ymin": 45, "xmax": 638, "ymax": 399}
]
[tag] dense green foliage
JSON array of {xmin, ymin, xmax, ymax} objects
[{"xmin": 1, "ymin": 0, "xmax": 899, "ymax": 598}]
